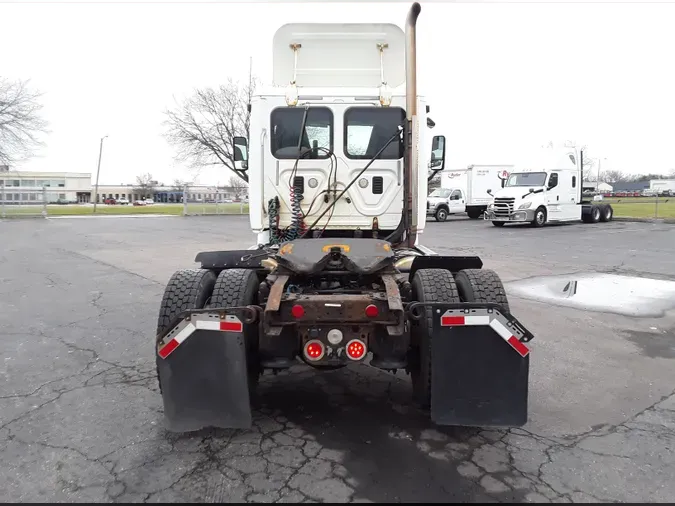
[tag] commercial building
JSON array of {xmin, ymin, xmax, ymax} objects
[
  {"xmin": 650, "ymin": 179, "xmax": 675, "ymax": 194},
  {"xmin": 0, "ymin": 168, "xmax": 246, "ymax": 204},
  {"xmin": 0, "ymin": 169, "xmax": 92, "ymax": 204},
  {"xmin": 94, "ymin": 184, "xmax": 244, "ymax": 203}
]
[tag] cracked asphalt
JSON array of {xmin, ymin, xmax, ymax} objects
[{"xmin": 2, "ymin": 214, "xmax": 674, "ymax": 503}]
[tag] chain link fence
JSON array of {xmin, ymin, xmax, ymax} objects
[
  {"xmin": 0, "ymin": 183, "xmax": 249, "ymax": 218},
  {"xmin": 180, "ymin": 185, "xmax": 248, "ymax": 216},
  {"xmin": 604, "ymin": 194, "xmax": 674, "ymax": 220},
  {"xmin": 0, "ymin": 185, "xmax": 51, "ymax": 218}
]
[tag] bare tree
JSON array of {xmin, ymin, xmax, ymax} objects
[
  {"xmin": 171, "ymin": 178, "xmax": 188, "ymax": 192},
  {"xmin": 134, "ymin": 172, "xmax": 156, "ymax": 199},
  {"xmin": 0, "ymin": 77, "xmax": 48, "ymax": 166},
  {"xmin": 163, "ymin": 77, "xmax": 256, "ymax": 183},
  {"xmin": 599, "ymin": 170, "xmax": 626, "ymax": 183},
  {"xmin": 228, "ymin": 174, "xmax": 248, "ymax": 198}
]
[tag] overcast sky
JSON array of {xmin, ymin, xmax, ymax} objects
[{"xmin": 2, "ymin": 1, "xmax": 674, "ymax": 185}]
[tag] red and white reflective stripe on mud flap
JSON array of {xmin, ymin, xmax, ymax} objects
[
  {"xmin": 440, "ymin": 314, "xmax": 491, "ymax": 326},
  {"xmin": 440, "ymin": 310, "xmax": 530, "ymax": 358},
  {"xmin": 194, "ymin": 315, "xmax": 244, "ymax": 333},
  {"xmin": 158, "ymin": 314, "xmax": 244, "ymax": 359},
  {"xmin": 158, "ymin": 323, "xmax": 196, "ymax": 359},
  {"xmin": 488, "ymin": 319, "xmax": 530, "ymax": 358}
]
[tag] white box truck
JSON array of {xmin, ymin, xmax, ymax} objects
[{"xmin": 427, "ymin": 165, "xmax": 512, "ymax": 221}]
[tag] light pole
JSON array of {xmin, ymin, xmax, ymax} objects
[
  {"xmin": 597, "ymin": 156, "xmax": 607, "ymax": 188},
  {"xmin": 92, "ymin": 135, "xmax": 108, "ymax": 213}
]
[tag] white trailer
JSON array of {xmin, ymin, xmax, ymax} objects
[
  {"xmin": 650, "ymin": 179, "xmax": 675, "ymax": 195},
  {"xmin": 484, "ymin": 146, "xmax": 614, "ymax": 227},
  {"xmin": 427, "ymin": 165, "xmax": 512, "ymax": 221}
]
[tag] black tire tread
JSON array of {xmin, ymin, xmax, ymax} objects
[
  {"xmin": 156, "ymin": 268, "xmax": 217, "ymax": 337},
  {"xmin": 410, "ymin": 268, "xmax": 460, "ymax": 409},
  {"xmin": 455, "ymin": 269, "xmax": 510, "ymax": 313},
  {"xmin": 207, "ymin": 268, "xmax": 259, "ymax": 309},
  {"xmin": 600, "ymin": 203, "xmax": 613, "ymax": 222},
  {"xmin": 155, "ymin": 268, "xmax": 217, "ymax": 393},
  {"xmin": 208, "ymin": 268, "xmax": 261, "ymax": 390}
]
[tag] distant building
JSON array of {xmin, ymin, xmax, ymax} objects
[
  {"xmin": 582, "ymin": 181, "xmax": 613, "ymax": 192},
  {"xmin": 1, "ymin": 170, "xmax": 247, "ymax": 205},
  {"xmin": 0, "ymin": 171, "xmax": 92, "ymax": 204},
  {"xmin": 650, "ymin": 179, "xmax": 675, "ymax": 193},
  {"xmin": 612, "ymin": 181, "xmax": 650, "ymax": 193},
  {"xmin": 96, "ymin": 184, "xmax": 244, "ymax": 203}
]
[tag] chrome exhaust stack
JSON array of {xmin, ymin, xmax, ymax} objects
[{"xmin": 404, "ymin": 2, "xmax": 421, "ymax": 247}]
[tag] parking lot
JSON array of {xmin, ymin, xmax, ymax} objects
[{"xmin": 2, "ymin": 214, "xmax": 674, "ymax": 503}]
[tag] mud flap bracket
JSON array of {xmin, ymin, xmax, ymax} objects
[
  {"xmin": 416, "ymin": 303, "xmax": 531, "ymax": 428},
  {"xmin": 156, "ymin": 309, "xmax": 256, "ymax": 432}
]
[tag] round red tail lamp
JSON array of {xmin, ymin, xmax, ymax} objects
[
  {"xmin": 291, "ymin": 304, "xmax": 305, "ymax": 318},
  {"xmin": 304, "ymin": 340, "xmax": 325, "ymax": 361},
  {"xmin": 365, "ymin": 304, "xmax": 379, "ymax": 318},
  {"xmin": 346, "ymin": 339, "xmax": 366, "ymax": 361}
]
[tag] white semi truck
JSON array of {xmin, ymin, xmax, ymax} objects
[
  {"xmin": 427, "ymin": 164, "xmax": 512, "ymax": 221},
  {"xmin": 154, "ymin": 2, "xmax": 535, "ymax": 433},
  {"xmin": 484, "ymin": 146, "xmax": 614, "ymax": 227}
]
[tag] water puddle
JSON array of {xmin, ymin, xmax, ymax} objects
[{"xmin": 506, "ymin": 273, "xmax": 675, "ymax": 317}]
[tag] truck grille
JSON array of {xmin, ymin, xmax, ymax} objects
[{"xmin": 493, "ymin": 198, "xmax": 514, "ymax": 218}]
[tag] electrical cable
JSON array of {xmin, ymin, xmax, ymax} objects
[{"xmin": 298, "ymin": 125, "xmax": 403, "ymax": 239}]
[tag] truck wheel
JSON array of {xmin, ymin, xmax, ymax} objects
[
  {"xmin": 589, "ymin": 205, "xmax": 601, "ymax": 223},
  {"xmin": 532, "ymin": 207, "xmax": 547, "ymax": 227},
  {"xmin": 600, "ymin": 204, "xmax": 613, "ymax": 222},
  {"xmin": 435, "ymin": 207, "xmax": 448, "ymax": 222},
  {"xmin": 455, "ymin": 269, "xmax": 510, "ymax": 313},
  {"xmin": 156, "ymin": 268, "xmax": 218, "ymax": 391},
  {"xmin": 409, "ymin": 268, "xmax": 460, "ymax": 409},
  {"xmin": 492, "ymin": 221, "xmax": 505, "ymax": 227},
  {"xmin": 207, "ymin": 268, "xmax": 261, "ymax": 390}
]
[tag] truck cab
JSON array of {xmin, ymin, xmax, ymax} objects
[
  {"xmin": 426, "ymin": 187, "xmax": 465, "ymax": 222},
  {"xmin": 485, "ymin": 146, "xmax": 585, "ymax": 227},
  {"xmin": 231, "ymin": 22, "xmax": 438, "ymax": 246}
]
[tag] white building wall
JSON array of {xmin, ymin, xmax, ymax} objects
[{"xmin": 650, "ymin": 179, "xmax": 675, "ymax": 192}]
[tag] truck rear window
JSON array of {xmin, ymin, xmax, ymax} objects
[
  {"xmin": 270, "ymin": 107, "xmax": 333, "ymax": 159},
  {"xmin": 344, "ymin": 107, "xmax": 405, "ymax": 160}
]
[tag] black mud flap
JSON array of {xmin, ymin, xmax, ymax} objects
[
  {"xmin": 156, "ymin": 311, "xmax": 253, "ymax": 432},
  {"xmin": 429, "ymin": 305, "xmax": 531, "ymax": 427}
]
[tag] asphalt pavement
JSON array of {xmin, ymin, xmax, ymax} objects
[{"xmin": 1, "ymin": 214, "xmax": 674, "ymax": 502}]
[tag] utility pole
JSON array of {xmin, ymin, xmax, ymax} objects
[
  {"xmin": 597, "ymin": 157, "xmax": 606, "ymax": 191},
  {"xmin": 92, "ymin": 135, "xmax": 108, "ymax": 213}
]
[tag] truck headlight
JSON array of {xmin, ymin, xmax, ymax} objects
[{"xmin": 518, "ymin": 202, "xmax": 532, "ymax": 209}]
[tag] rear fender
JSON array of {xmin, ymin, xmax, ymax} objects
[{"xmin": 409, "ymin": 255, "xmax": 483, "ymax": 279}]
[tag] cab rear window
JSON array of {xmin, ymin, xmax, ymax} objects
[
  {"xmin": 270, "ymin": 107, "xmax": 333, "ymax": 159},
  {"xmin": 344, "ymin": 107, "xmax": 405, "ymax": 160}
]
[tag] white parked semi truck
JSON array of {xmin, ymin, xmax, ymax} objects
[
  {"xmin": 484, "ymin": 146, "xmax": 614, "ymax": 227},
  {"xmin": 427, "ymin": 163, "xmax": 512, "ymax": 221},
  {"xmin": 154, "ymin": 2, "xmax": 535, "ymax": 433}
]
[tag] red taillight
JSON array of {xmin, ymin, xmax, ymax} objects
[
  {"xmin": 291, "ymin": 304, "xmax": 305, "ymax": 318},
  {"xmin": 304, "ymin": 340, "xmax": 324, "ymax": 361},
  {"xmin": 346, "ymin": 339, "xmax": 366, "ymax": 360},
  {"xmin": 365, "ymin": 304, "xmax": 379, "ymax": 318}
]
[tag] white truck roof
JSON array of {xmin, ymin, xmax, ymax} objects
[{"xmin": 273, "ymin": 23, "xmax": 406, "ymax": 88}]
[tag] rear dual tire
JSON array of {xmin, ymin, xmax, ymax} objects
[{"xmin": 155, "ymin": 268, "xmax": 259, "ymax": 391}]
